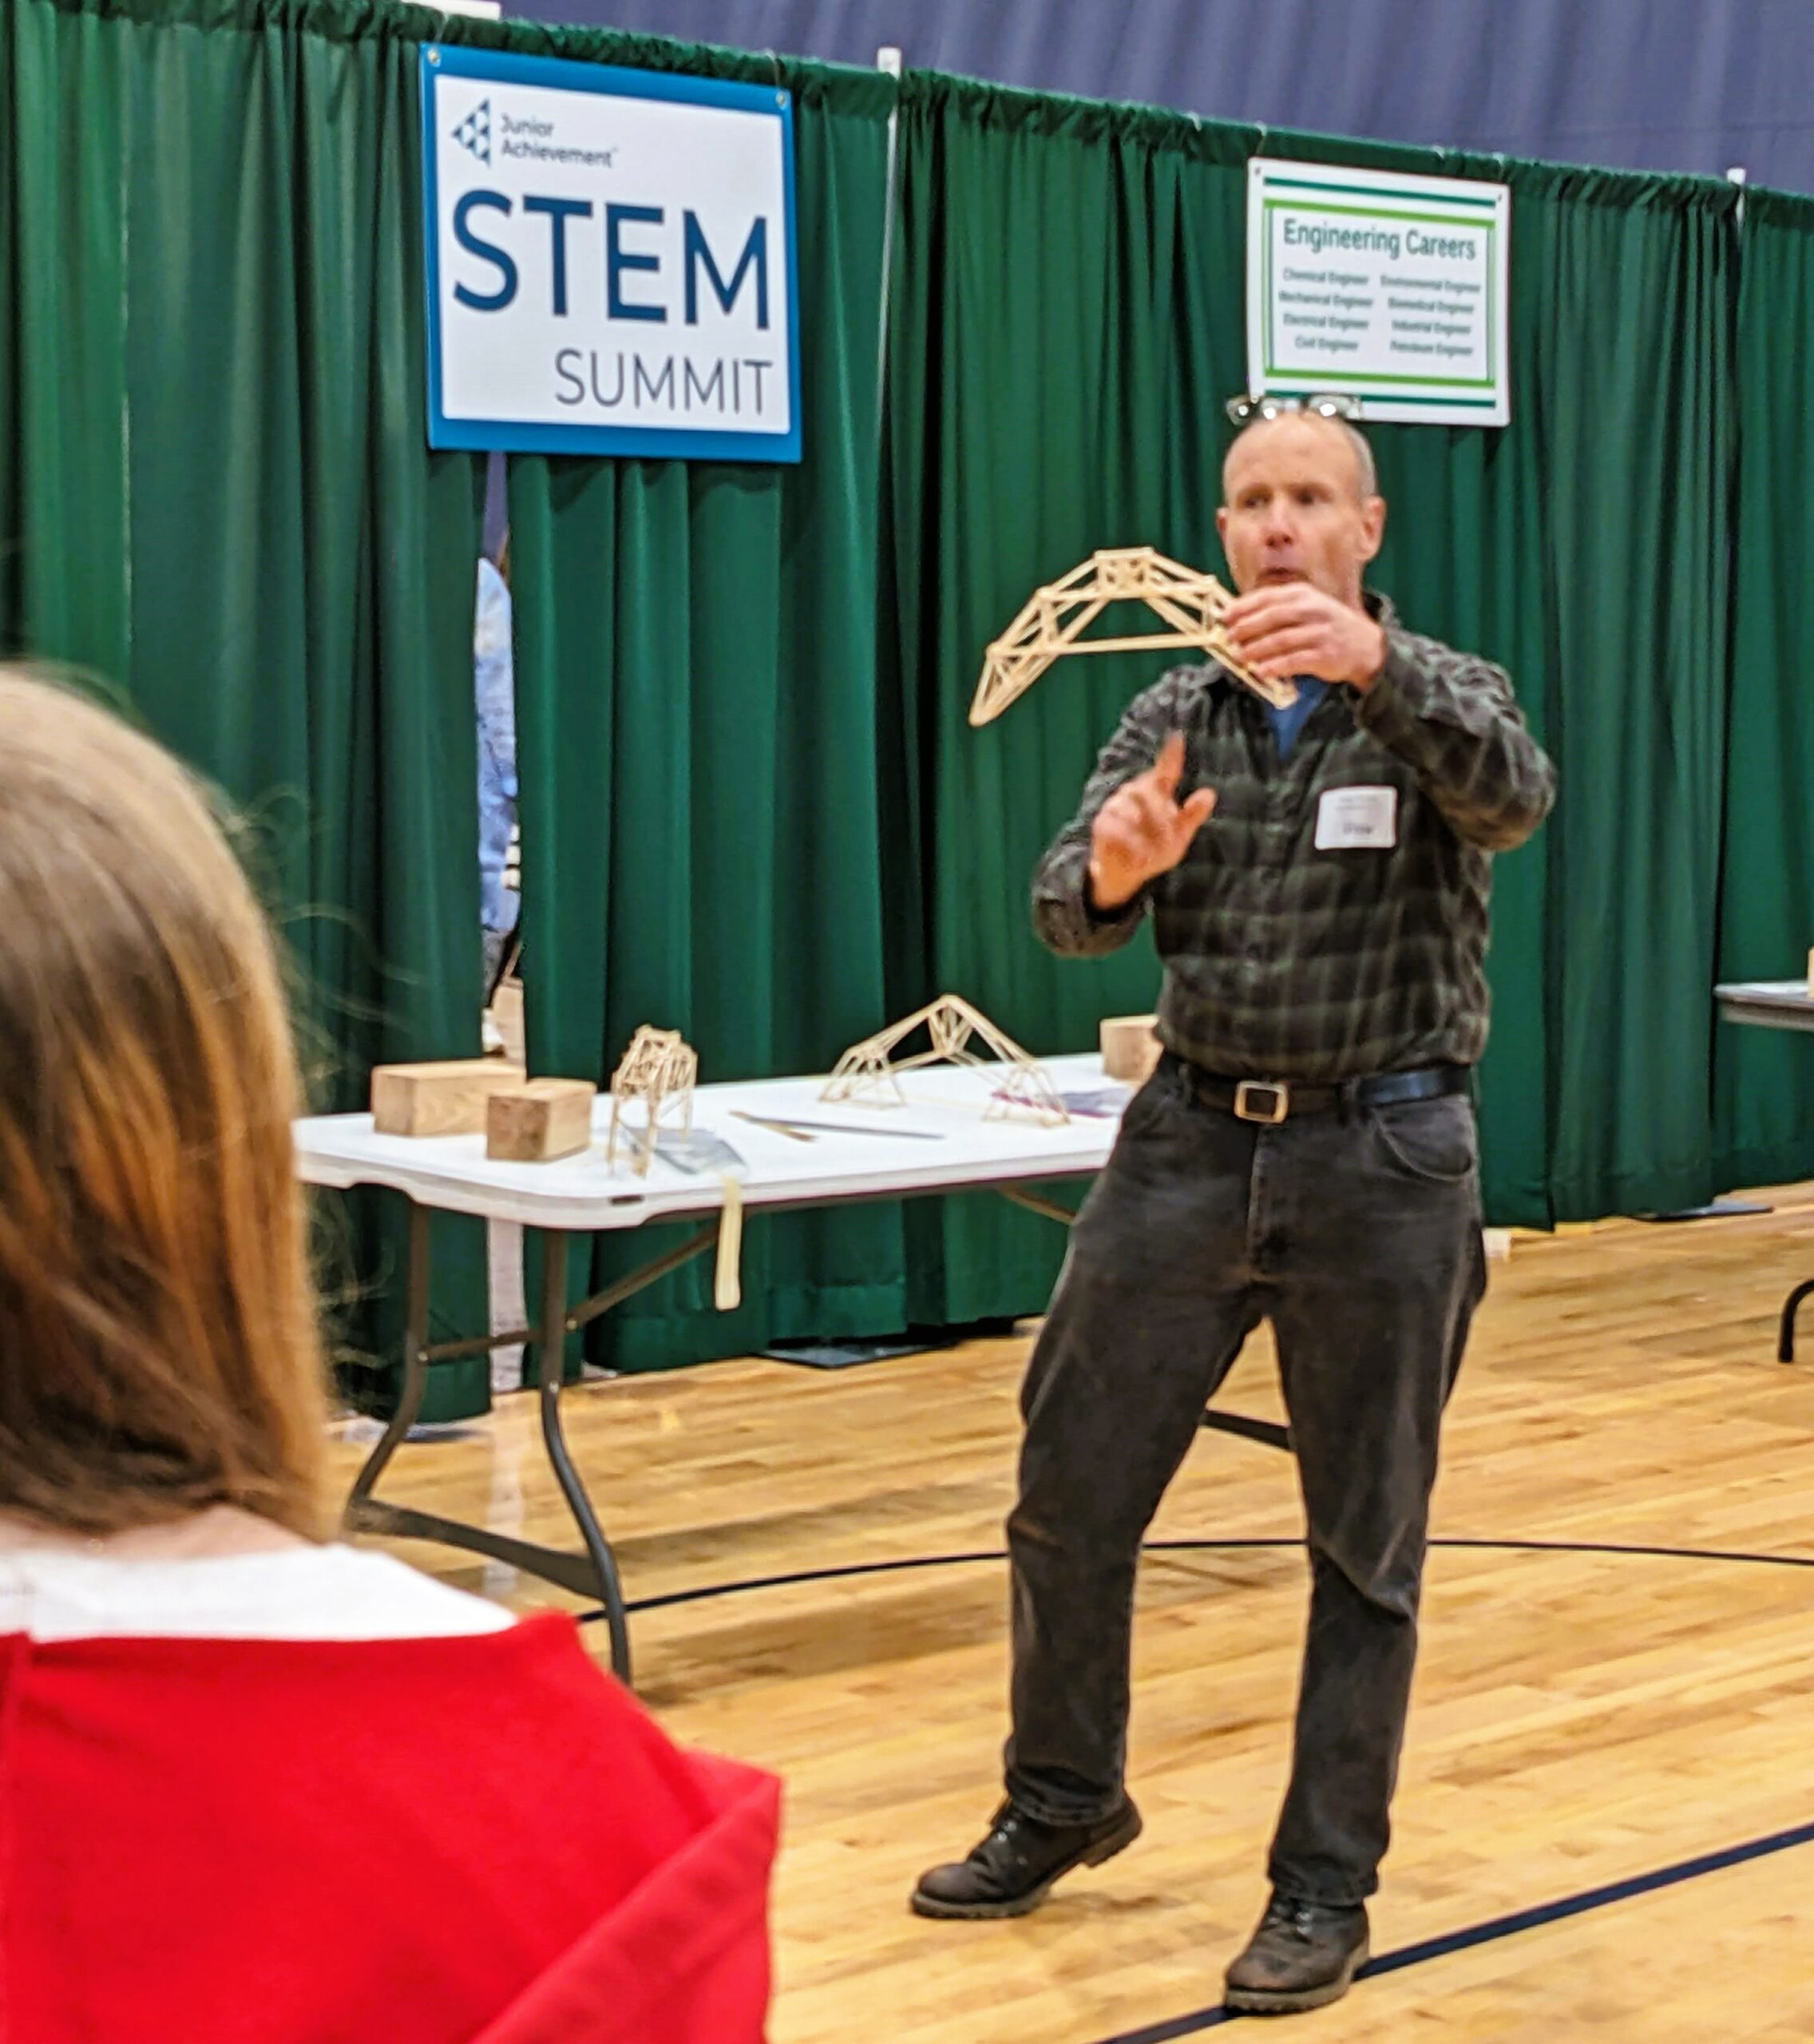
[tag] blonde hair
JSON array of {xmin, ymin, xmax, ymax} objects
[{"xmin": 0, "ymin": 672, "xmax": 330, "ymax": 1537}]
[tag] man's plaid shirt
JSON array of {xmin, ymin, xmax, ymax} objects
[{"xmin": 1032, "ymin": 596, "xmax": 1556, "ymax": 1081}]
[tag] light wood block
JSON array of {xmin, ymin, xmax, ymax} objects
[
  {"xmin": 488, "ymin": 979, "xmax": 525, "ymax": 1068},
  {"xmin": 485, "ymin": 1078, "xmax": 596, "ymax": 1163},
  {"xmin": 1100, "ymin": 1012, "xmax": 1162, "ymax": 1083},
  {"xmin": 370, "ymin": 1059, "xmax": 525, "ymax": 1138}
]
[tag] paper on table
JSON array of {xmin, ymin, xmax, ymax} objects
[
  {"xmin": 1058, "ymin": 1086, "xmax": 1133, "ymax": 1118},
  {"xmin": 653, "ymin": 1131, "xmax": 747, "ymax": 1175},
  {"xmin": 991, "ymin": 1084, "xmax": 1131, "ymax": 1119}
]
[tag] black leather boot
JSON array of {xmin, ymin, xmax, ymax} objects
[
  {"xmin": 910, "ymin": 1797, "xmax": 1143, "ymax": 1919},
  {"xmin": 1223, "ymin": 1892, "xmax": 1371, "ymax": 2014}
]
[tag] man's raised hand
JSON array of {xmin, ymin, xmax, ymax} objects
[{"xmin": 1087, "ymin": 732, "xmax": 1217, "ymax": 910}]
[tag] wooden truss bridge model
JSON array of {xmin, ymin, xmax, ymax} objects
[
  {"xmin": 822, "ymin": 995, "xmax": 1069, "ymax": 1127},
  {"xmin": 971, "ymin": 546, "xmax": 1297, "ymax": 726},
  {"xmin": 606, "ymin": 1024, "xmax": 699, "ymax": 1176}
]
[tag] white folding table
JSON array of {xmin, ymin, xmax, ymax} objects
[
  {"xmin": 295, "ymin": 1054, "xmax": 1124, "ymax": 1678},
  {"xmin": 1715, "ymin": 980, "xmax": 1814, "ymax": 1361},
  {"xmin": 1714, "ymin": 980, "xmax": 1814, "ymax": 1037}
]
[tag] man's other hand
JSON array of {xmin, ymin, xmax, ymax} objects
[{"xmin": 1222, "ymin": 583, "xmax": 1388, "ymax": 690}]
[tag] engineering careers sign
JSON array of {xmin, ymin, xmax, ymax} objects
[
  {"xmin": 1246, "ymin": 159, "xmax": 1509, "ymax": 426},
  {"xmin": 422, "ymin": 46, "xmax": 800, "ymax": 461}
]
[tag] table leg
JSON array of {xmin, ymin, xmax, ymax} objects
[
  {"xmin": 1778, "ymin": 1279, "xmax": 1814, "ymax": 1362},
  {"xmin": 345, "ymin": 1202, "xmax": 432, "ymax": 1513},
  {"xmin": 995, "ymin": 1183, "xmax": 1078, "ymax": 1227},
  {"xmin": 535, "ymin": 1229, "xmax": 632, "ymax": 1681},
  {"xmin": 341, "ymin": 1204, "xmax": 716, "ymax": 1685}
]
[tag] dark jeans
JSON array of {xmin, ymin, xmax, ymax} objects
[{"xmin": 1003, "ymin": 1055, "xmax": 1487, "ymax": 1906}]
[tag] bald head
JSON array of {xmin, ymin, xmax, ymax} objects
[
  {"xmin": 1222, "ymin": 411, "xmax": 1376, "ymax": 505},
  {"xmin": 1215, "ymin": 410, "xmax": 1387, "ymax": 608}
]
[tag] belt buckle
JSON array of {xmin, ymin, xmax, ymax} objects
[{"xmin": 1234, "ymin": 1079, "xmax": 1289, "ymax": 1124}]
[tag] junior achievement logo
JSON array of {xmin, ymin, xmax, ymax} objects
[{"xmin": 453, "ymin": 99, "xmax": 492, "ymax": 164}]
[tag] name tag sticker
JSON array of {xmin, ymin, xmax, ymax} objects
[{"xmin": 1315, "ymin": 785, "xmax": 1397, "ymax": 850}]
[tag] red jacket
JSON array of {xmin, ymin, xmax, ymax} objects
[{"xmin": 0, "ymin": 1613, "xmax": 778, "ymax": 2042}]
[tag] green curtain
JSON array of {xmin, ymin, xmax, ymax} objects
[
  {"xmin": 0, "ymin": 0, "xmax": 489, "ymax": 1418},
  {"xmin": 1713, "ymin": 187, "xmax": 1814, "ymax": 1190},
  {"xmin": 1349, "ymin": 153, "xmax": 1737, "ymax": 1226},
  {"xmin": 505, "ymin": 46, "xmax": 905, "ymax": 1370},
  {"xmin": 885, "ymin": 77, "xmax": 1739, "ymax": 1339},
  {"xmin": 881, "ymin": 83, "xmax": 1253, "ymax": 1321},
  {"xmin": 1, "ymin": 0, "xmax": 1791, "ymax": 1402},
  {"xmin": 0, "ymin": 0, "xmax": 132, "ymax": 683},
  {"xmin": 1707, "ymin": 184, "xmax": 1814, "ymax": 1194}
]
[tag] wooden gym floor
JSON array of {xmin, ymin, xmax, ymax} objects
[{"xmin": 332, "ymin": 1190, "xmax": 1814, "ymax": 2042}]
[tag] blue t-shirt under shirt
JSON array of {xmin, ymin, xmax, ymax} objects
[{"xmin": 1266, "ymin": 677, "xmax": 1330, "ymax": 759}]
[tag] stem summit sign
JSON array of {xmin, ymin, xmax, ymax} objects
[
  {"xmin": 422, "ymin": 45, "xmax": 800, "ymax": 461},
  {"xmin": 1245, "ymin": 159, "xmax": 1510, "ymax": 426}
]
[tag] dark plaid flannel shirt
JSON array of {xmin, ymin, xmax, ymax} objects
[{"xmin": 1032, "ymin": 596, "xmax": 1556, "ymax": 1081}]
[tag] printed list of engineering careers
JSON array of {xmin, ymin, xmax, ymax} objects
[{"xmin": 1273, "ymin": 215, "xmax": 1485, "ymax": 366}]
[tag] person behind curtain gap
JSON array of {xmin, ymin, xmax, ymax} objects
[
  {"xmin": 912, "ymin": 402, "xmax": 1556, "ymax": 2016},
  {"xmin": 476, "ymin": 545, "xmax": 520, "ymax": 995}
]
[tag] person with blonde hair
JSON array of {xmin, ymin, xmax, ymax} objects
[{"xmin": 0, "ymin": 672, "xmax": 777, "ymax": 2042}]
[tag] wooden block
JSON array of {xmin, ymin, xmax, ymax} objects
[
  {"xmin": 486, "ymin": 1078, "xmax": 597, "ymax": 1163},
  {"xmin": 1100, "ymin": 1013, "xmax": 1162, "ymax": 1083},
  {"xmin": 489, "ymin": 978, "xmax": 526, "ymax": 1068},
  {"xmin": 370, "ymin": 1060, "xmax": 525, "ymax": 1138}
]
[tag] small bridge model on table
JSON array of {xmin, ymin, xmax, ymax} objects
[{"xmin": 822, "ymin": 994, "xmax": 1069, "ymax": 1127}]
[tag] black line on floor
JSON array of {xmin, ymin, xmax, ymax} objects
[
  {"xmin": 1090, "ymin": 1817, "xmax": 1814, "ymax": 2040},
  {"xmin": 579, "ymin": 1533, "xmax": 1814, "ymax": 1622},
  {"xmin": 568, "ymin": 1543, "xmax": 1814, "ymax": 2030}
]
